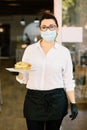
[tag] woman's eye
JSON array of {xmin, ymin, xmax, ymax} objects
[{"xmin": 42, "ymin": 26, "xmax": 46, "ymax": 29}]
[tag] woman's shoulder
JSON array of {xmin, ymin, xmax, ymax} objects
[
  {"xmin": 25, "ymin": 41, "xmax": 39, "ymax": 50},
  {"xmin": 57, "ymin": 43, "xmax": 70, "ymax": 53}
]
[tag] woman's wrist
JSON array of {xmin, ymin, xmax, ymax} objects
[
  {"xmin": 66, "ymin": 90, "xmax": 76, "ymax": 104},
  {"xmin": 17, "ymin": 73, "xmax": 23, "ymax": 80}
]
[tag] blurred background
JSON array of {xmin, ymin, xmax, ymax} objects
[{"xmin": 0, "ymin": 0, "xmax": 87, "ymax": 130}]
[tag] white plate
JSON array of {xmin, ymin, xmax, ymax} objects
[
  {"xmin": 6, "ymin": 68, "xmax": 26, "ymax": 73},
  {"xmin": 5, "ymin": 68, "xmax": 36, "ymax": 73}
]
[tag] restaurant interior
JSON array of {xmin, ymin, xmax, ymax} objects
[{"xmin": 0, "ymin": 0, "xmax": 87, "ymax": 130}]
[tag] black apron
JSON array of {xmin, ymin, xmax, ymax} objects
[{"xmin": 23, "ymin": 88, "xmax": 68, "ymax": 121}]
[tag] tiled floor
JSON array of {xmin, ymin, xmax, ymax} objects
[{"xmin": 0, "ymin": 59, "xmax": 87, "ymax": 130}]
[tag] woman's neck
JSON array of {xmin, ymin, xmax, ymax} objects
[
  {"xmin": 40, "ymin": 39, "xmax": 55, "ymax": 47},
  {"xmin": 40, "ymin": 39, "xmax": 55, "ymax": 54}
]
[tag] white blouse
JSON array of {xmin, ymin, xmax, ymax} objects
[{"xmin": 16, "ymin": 41, "xmax": 75, "ymax": 91}]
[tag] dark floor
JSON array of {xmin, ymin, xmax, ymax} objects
[{"xmin": 0, "ymin": 59, "xmax": 87, "ymax": 130}]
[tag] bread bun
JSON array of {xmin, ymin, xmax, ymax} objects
[{"xmin": 15, "ymin": 61, "xmax": 31, "ymax": 70}]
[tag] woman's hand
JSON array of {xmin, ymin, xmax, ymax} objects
[
  {"xmin": 17, "ymin": 73, "xmax": 23, "ymax": 80},
  {"xmin": 69, "ymin": 103, "xmax": 78, "ymax": 120}
]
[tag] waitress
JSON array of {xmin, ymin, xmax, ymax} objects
[{"xmin": 16, "ymin": 13, "xmax": 78, "ymax": 130}]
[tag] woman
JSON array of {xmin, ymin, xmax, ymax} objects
[{"xmin": 16, "ymin": 13, "xmax": 78, "ymax": 130}]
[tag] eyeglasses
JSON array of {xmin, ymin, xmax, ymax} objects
[{"xmin": 40, "ymin": 24, "xmax": 57, "ymax": 31}]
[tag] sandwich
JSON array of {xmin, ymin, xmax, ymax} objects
[{"xmin": 14, "ymin": 61, "xmax": 31, "ymax": 70}]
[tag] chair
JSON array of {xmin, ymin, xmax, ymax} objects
[
  {"xmin": 0, "ymin": 81, "xmax": 3, "ymax": 112},
  {"xmin": 75, "ymin": 65, "xmax": 87, "ymax": 98},
  {"xmin": 81, "ymin": 67, "xmax": 87, "ymax": 97},
  {"xmin": 0, "ymin": 51, "xmax": 3, "ymax": 111}
]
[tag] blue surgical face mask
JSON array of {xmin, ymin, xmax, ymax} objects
[{"xmin": 41, "ymin": 29, "xmax": 57, "ymax": 42}]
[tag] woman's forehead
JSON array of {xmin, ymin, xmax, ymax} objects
[{"xmin": 41, "ymin": 19, "xmax": 56, "ymax": 26}]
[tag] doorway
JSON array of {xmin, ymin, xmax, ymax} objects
[{"xmin": 0, "ymin": 24, "xmax": 10, "ymax": 57}]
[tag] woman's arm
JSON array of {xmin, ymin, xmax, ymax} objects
[
  {"xmin": 66, "ymin": 89, "xmax": 78, "ymax": 120},
  {"xmin": 63, "ymin": 50, "xmax": 78, "ymax": 120},
  {"xmin": 16, "ymin": 72, "xmax": 29, "ymax": 84},
  {"xmin": 17, "ymin": 73, "xmax": 23, "ymax": 80},
  {"xmin": 66, "ymin": 90, "xmax": 76, "ymax": 103}
]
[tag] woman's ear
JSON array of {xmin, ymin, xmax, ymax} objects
[
  {"xmin": 57, "ymin": 26, "xmax": 59, "ymax": 32},
  {"xmin": 56, "ymin": 27, "xmax": 59, "ymax": 35}
]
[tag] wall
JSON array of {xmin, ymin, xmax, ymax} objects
[
  {"xmin": 0, "ymin": 15, "xmax": 41, "ymax": 57},
  {"xmin": 0, "ymin": 0, "xmax": 87, "ymax": 58},
  {"xmin": 76, "ymin": 0, "xmax": 87, "ymax": 47}
]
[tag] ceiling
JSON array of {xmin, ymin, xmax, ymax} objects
[{"xmin": 0, "ymin": 0, "xmax": 53, "ymax": 16}]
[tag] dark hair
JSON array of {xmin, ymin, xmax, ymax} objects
[{"xmin": 39, "ymin": 13, "xmax": 59, "ymax": 27}]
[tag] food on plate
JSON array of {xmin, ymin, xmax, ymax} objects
[{"xmin": 14, "ymin": 61, "xmax": 31, "ymax": 70}]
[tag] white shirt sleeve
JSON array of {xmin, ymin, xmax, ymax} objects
[
  {"xmin": 16, "ymin": 47, "xmax": 30, "ymax": 85},
  {"xmin": 16, "ymin": 71, "xmax": 29, "ymax": 84},
  {"xmin": 62, "ymin": 50, "xmax": 75, "ymax": 91}
]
